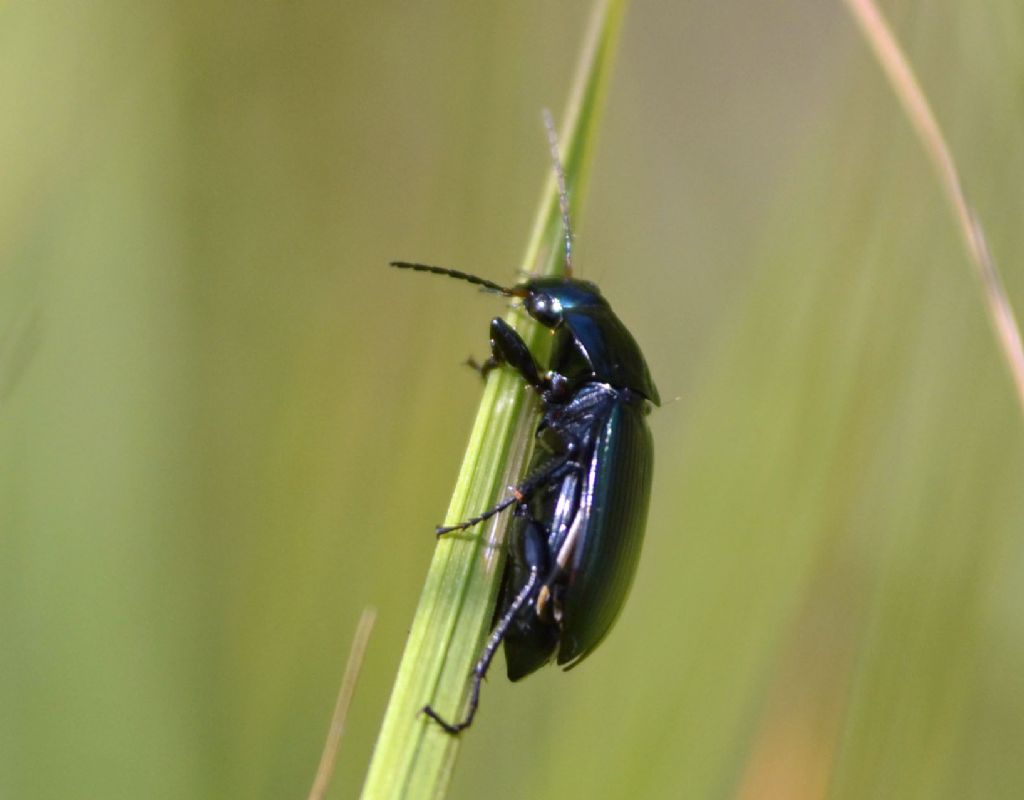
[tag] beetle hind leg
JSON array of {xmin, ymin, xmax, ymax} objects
[{"xmin": 422, "ymin": 566, "xmax": 540, "ymax": 735}]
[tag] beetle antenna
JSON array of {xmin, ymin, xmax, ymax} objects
[
  {"xmin": 389, "ymin": 261, "xmax": 515, "ymax": 296},
  {"xmin": 542, "ymin": 108, "xmax": 573, "ymax": 277}
]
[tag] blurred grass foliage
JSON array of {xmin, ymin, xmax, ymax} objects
[{"xmin": 1, "ymin": 2, "xmax": 1022, "ymax": 799}]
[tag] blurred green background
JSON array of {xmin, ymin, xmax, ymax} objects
[{"xmin": 2, "ymin": 2, "xmax": 1022, "ymax": 798}]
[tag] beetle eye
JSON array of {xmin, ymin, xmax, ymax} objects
[{"xmin": 527, "ymin": 293, "xmax": 562, "ymax": 327}]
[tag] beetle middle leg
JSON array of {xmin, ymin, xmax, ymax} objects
[{"xmin": 435, "ymin": 446, "xmax": 579, "ymax": 535}]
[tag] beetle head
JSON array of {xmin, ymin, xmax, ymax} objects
[{"xmin": 519, "ymin": 277, "xmax": 607, "ymax": 329}]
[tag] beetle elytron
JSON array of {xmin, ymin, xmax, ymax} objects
[{"xmin": 391, "ymin": 112, "xmax": 658, "ymax": 733}]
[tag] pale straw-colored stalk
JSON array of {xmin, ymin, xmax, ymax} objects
[
  {"xmin": 842, "ymin": 0, "xmax": 1024, "ymax": 416},
  {"xmin": 308, "ymin": 607, "xmax": 377, "ymax": 800}
]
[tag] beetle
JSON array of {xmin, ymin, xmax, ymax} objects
[{"xmin": 391, "ymin": 113, "xmax": 658, "ymax": 734}]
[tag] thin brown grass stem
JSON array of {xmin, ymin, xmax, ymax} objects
[
  {"xmin": 308, "ymin": 606, "xmax": 378, "ymax": 800},
  {"xmin": 842, "ymin": 0, "xmax": 1024, "ymax": 416}
]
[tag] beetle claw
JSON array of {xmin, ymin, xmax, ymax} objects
[{"xmin": 421, "ymin": 704, "xmax": 466, "ymax": 736}]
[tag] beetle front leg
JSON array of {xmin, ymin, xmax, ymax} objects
[
  {"xmin": 468, "ymin": 318, "xmax": 572, "ymax": 402},
  {"xmin": 480, "ymin": 318, "xmax": 549, "ymax": 392}
]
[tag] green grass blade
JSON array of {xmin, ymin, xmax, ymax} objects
[{"xmin": 359, "ymin": 1, "xmax": 628, "ymax": 798}]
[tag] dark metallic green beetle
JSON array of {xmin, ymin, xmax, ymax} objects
[{"xmin": 391, "ymin": 114, "xmax": 658, "ymax": 733}]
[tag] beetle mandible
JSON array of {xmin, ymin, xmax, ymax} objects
[{"xmin": 391, "ymin": 111, "xmax": 658, "ymax": 734}]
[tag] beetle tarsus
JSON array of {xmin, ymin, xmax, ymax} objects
[
  {"xmin": 434, "ymin": 492, "xmax": 519, "ymax": 536},
  {"xmin": 421, "ymin": 704, "xmax": 469, "ymax": 736},
  {"xmin": 464, "ymin": 355, "xmax": 499, "ymax": 381}
]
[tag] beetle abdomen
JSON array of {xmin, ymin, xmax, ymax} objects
[{"xmin": 557, "ymin": 389, "xmax": 653, "ymax": 668}]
